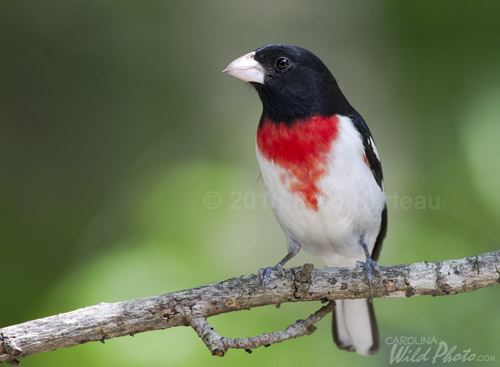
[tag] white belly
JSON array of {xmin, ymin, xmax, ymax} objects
[{"xmin": 256, "ymin": 115, "xmax": 386, "ymax": 262}]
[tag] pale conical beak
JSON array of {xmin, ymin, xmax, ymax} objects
[{"xmin": 223, "ymin": 51, "xmax": 265, "ymax": 84}]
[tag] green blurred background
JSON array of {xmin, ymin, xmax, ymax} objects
[{"xmin": 2, "ymin": 1, "xmax": 500, "ymax": 366}]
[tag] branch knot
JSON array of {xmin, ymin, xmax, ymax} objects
[{"xmin": 293, "ymin": 263, "xmax": 314, "ymax": 298}]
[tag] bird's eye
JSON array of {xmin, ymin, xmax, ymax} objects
[{"xmin": 275, "ymin": 57, "xmax": 291, "ymax": 70}]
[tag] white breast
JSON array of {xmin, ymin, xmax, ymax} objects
[{"xmin": 256, "ymin": 115, "xmax": 386, "ymax": 263}]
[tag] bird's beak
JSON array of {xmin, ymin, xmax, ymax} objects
[{"xmin": 223, "ymin": 51, "xmax": 265, "ymax": 84}]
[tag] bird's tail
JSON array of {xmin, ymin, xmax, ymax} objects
[
  {"xmin": 324, "ymin": 254, "xmax": 379, "ymax": 355},
  {"xmin": 332, "ymin": 299, "xmax": 379, "ymax": 355}
]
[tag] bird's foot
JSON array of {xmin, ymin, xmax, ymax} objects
[
  {"xmin": 356, "ymin": 258, "xmax": 383, "ymax": 290},
  {"xmin": 258, "ymin": 264, "xmax": 285, "ymax": 290}
]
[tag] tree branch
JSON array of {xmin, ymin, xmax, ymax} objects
[
  {"xmin": 1, "ymin": 250, "xmax": 499, "ymax": 364},
  {"xmin": 190, "ymin": 301, "xmax": 336, "ymax": 356}
]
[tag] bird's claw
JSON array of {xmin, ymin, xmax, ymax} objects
[
  {"xmin": 258, "ymin": 264, "xmax": 285, "ymax": 290},
  {"xmin": 356, "ymin": 258, "xmax": 383, "ymax": 290}
]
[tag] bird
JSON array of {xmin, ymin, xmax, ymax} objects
[{"xmin": 223, "ymin": 44, "xmax": 387, "ymax": 355}]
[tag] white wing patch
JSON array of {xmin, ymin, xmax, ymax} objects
[{"xmin": 368, "ymin": 137, "xmax": 380, "ymax": 161}]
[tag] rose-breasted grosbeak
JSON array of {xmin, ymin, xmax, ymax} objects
[{"xmin": 223, "ymin": 44, "xmax": 387, "ymax": 355}]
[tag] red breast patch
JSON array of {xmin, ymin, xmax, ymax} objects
[{"xmin": 256, "ymin": 115, "xmax": 339, "ymax": 211}]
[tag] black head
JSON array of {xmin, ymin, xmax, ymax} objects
[{"xmin": 224, "ymin": 44, "xmax": 355, "ymax": 124}]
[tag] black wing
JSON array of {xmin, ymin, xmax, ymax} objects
[
  {"xmin": 349, "ymin": 113, "xmax": 384, "ymax": 190},
  {"xmin": 349, "ymin": 112, "xmax": 387, "ymax": 260},
  {"xmin": 371, "ymin": 205, "xmax": 387, "ymax": 261}
]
